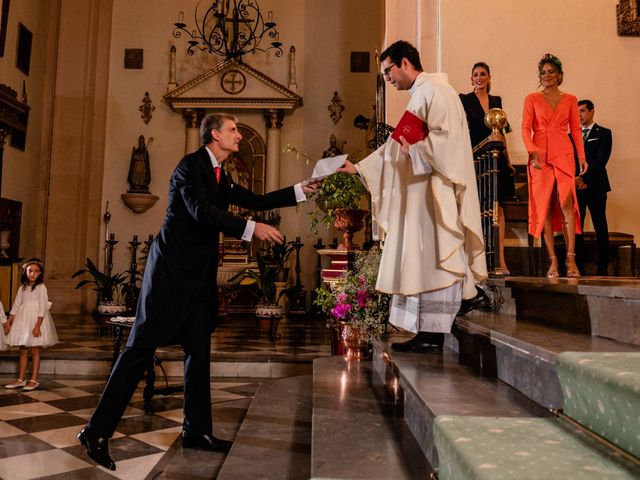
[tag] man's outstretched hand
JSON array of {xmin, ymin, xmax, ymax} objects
[
  {"xmin": 302, "ymin": 179, "xmax": 321, "ymax": 194},
  {"xmin": 253, "ymin": 222, "xmax": 285, "ymax": 243}
]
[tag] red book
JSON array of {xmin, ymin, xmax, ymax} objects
[{"xmin": 391, "ymin": 110, "xmax": 429, "ymax": 145}]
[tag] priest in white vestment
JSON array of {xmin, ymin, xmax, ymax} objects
[{"xmin": 339, "ymin": 40, "xmax": 487, "ymax": 353}]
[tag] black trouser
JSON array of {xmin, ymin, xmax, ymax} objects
[
  {"xmin": 88, "ymin": 301, "xmax": 213, "ymax": 438},
  {"xmin": 576, "ymin": 188, "xmax": 609, "ymax": 275}
]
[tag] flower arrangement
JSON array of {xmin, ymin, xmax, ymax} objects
[
  {"xmin": 314, "ymin": 247, "xmax": 390, "ymax": 340},
  {"xmin": 283, "ymin": 144, "xmax": 367, "ymax": 233}
]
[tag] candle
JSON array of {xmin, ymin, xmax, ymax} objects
[
  {"xmin": 268, "ymin": 10, "xmax": 273, "ymax": 22},
  {"xmin": 133, "ymin": 235, "xmax": 138, "ymax": 242},
  {"xmin": 178, "ymin": 11, "xmax": 184, "ymax": 23}
]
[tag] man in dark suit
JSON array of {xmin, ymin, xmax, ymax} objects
[
  {"xmin": 78, "ymin": 113, "xmax": 319, "ymax": 470},
  {"xmin": 575, "ymin": 99, "xmax": 612, "ymax": 275}
]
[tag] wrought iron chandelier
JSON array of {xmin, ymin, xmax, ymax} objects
[{"xmin": 173, "ymin": 0, "xmax": 283, "ymax": 59}]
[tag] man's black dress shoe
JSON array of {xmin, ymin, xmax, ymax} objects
[
  {"xmin": 182, "ymin": 431, "xmax": 233, "ymax": 452},
  {"xmin": 458, "ymin": 286, "xmax": 491, "ymax": 315},
  {"xmin": 391, "ymin": 332, "xmax": 444, "ymax": 353},
  {"xmin": 77, "ymin": 427, "xmax": 116, "ymax": 471}
]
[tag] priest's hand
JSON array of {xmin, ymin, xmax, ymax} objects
[
  {"xmin": 253, "ymin": 223, "xmax": 285, "ymax": 243},
  {"xmin": 336, "ymin": 159, "xmax": 357, "ymax": 175},
  {"xmin": 399, "ymin": 136, "xmax": 410, "ymax": 156}
]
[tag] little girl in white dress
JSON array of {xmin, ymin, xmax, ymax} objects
[
  {"xmin": 0, "ymin": 301, "xmax": 8, "ymax": 350},
  {"xmin": 4, "ymin": 259, "xmax": 58, "ymax": 391}
]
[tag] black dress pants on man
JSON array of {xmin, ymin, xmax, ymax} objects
[{"xmin": 576, "ymin": 188, "xmax": 609, "ymax": 275}]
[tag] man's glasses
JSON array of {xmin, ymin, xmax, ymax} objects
[{"xmin": 382, "ymin": 63, "xmax": 397, "ymax": 78}]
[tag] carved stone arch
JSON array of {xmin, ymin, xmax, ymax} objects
[{"xmin": 224, "ymin": 123, "xmax": 266, "ymax": 220}]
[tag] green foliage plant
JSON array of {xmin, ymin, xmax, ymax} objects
[{"xmin": 72, "ymin": 258, "xmax": 126, "ymax": 303}]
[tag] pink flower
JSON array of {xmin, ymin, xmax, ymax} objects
[
  {"xmin": 331, "ymin": 303, "xmax": 352, "ymax": 319},
  {"xmin": 358, "ymin": 275, "xmax": 366, "ymax": 285},
  {"xmin": 356, "ymin": 289, "xmax": 367, "ymax": 307},
  {"xmin": 336, "ymin": 292, "xmax": 349, "ymax": 303}
]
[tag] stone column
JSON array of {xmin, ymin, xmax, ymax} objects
[
  {"xmin": 264, "ymin": 109, "xmax": 284, "ymax": 191},
  {"xmin": 184, "ymin": 109, "xmax": 201, "ymax": 154}
]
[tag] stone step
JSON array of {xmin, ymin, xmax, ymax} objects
[
  {"xmin": 371, "ymin": 337, "xmax": 547, "ymax": 468},
  {"xmin": 217, "ymin": 375, "xmax": 313, "ymax": 480},
  {"xmin": 0, "ymin": 350, "xmax": 312, "ymax": 378},
  {"xmin": 454, "ymin": 310, "xmax": 640, "ymax": 409},
  {"xmin": 311, "ymin": 356, "xmax": 430, "ymax": 480},
  {"xmin": 490, "ymin": 276, "xmax": 640, "ymax": 345}
]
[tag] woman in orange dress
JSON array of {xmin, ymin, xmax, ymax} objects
[{"xmin": 522, "ymin": 53, "xmax": 587, "ymax": 278}]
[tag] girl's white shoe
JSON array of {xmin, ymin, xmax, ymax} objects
[
  {"xmin": 5, "ymin": 379, "xmax": 26, "ymax": 389},
  {"xmin": 22, "ymin": 380, "xmax": 39, "ymax": 391}
]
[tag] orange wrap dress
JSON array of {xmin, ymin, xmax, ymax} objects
[{"xmin": 521, "ymin": 92, "xmax": 585, "ymax": 237}]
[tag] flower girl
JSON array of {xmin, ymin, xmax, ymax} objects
[{"xmin": 4, "ymin": 259, "xmax": 58, "ymax": 391}]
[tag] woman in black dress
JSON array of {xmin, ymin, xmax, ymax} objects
[{"xmin": 460, "ymin": 62, "xmax": 515, "ymax": 275}]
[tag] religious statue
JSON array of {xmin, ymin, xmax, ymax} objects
[
  {"xmin": 127, "ymin": 135, "xmax": 153, "ymax": 193},
  {"xmin": 322, "ymin": 134, "xmax": 344, "ymax": 158}
]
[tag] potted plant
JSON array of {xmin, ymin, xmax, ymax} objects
[
  {"xmin": 314, "ymin": 247, "xmax": 391, "ymax": 358},
  {"xmin": 232, "ymin": 253, "xmax": 297, "ymax": 340},
  {"xmin": 283, "ymin": 144, "xmax": 368, "ymax": 246},
  {"xmin": 72, "ymin": 258, "xmax": 127, "ymax": 314},
  {"xmin": 262, "ymin": 239, "xmax": 295, "ymax": 282}
]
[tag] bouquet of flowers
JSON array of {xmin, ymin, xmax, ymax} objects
[{"xmin": 314, "ymin": 247, "xmax": 391, "ymax": 340}]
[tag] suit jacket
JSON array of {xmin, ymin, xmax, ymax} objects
[
  {"xmin": 128, "ymin": 146, "xmax": 297, "ymax": 348},
  {"xmin": 581, "ymin": 123, "xmax": 612, "ymax": 192}
]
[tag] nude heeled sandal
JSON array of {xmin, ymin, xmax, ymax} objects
[
  {"xmin": 566, "ymin": 253, "xmax": 580, "ymax": 278},
  {"xmin": 547, "ymin": 256, "xmax": 559, "ymax": 279}
]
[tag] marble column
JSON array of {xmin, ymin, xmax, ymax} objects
[
  {"xmin": 184, "ymin": 109, "xmax": 201, "ymax": 154},
  {"xmin": 264, "ymin": 109, "xmax": 284, "ymax": 191}
]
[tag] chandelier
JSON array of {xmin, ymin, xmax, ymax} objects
[{"xmin": 173, "ymin": 0, "xmax": 283, "ymax": 59}]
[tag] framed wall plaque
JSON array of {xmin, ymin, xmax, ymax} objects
[
  {"xmin": 0, "ymin": 0, "xmax": 9, "ymax": 57},
  {"xmin": 16, "ymin": 22, "xmax": 32, "ymax": 75},
  {"xmin": 350, "ymin": 51, "xmax": 370, "ymax": 73}
]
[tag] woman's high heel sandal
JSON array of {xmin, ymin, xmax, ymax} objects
[
  {"xmin": 547, "ymin": 256, "xmax": 559, "ymax": 279},
  {"xmin": 566, "ymin": 253, "xmax": 580, "ymax": 278}
]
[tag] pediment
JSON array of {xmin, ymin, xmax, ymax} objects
[{"xmin": 163, "ymin": 59, "xmax": 302, "ymax": 111}]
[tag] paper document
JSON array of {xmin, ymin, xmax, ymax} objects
[{"xmin": 308, "ymin": 154, "xmax": 348, "ymax": 181}]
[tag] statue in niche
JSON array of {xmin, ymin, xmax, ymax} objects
[
  {"xmin": 322, "ymin": 133, "xmax": 344, "ymax": 158},
  {"xmin": 127, "ymin": 135, "xmax": 153, "ymax": 193}
]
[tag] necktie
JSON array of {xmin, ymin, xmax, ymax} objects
[
  {"xmin": 582, "ymin": 128, "xmax": 590, "ymax": 142},
  {"xmin": 214, "ymin": 166, "xmax": 221, "ymax": 183}
]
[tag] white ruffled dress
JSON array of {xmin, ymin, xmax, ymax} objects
[{"xmin": 6, "ymin": 284, "xmax": 58, "ymax": 348}]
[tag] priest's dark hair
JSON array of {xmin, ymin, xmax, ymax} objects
[
  {"xmin": 381, "ymin": 40, "xmax": 423, "ymax": 71},
  {"xmin": 200, "ymin": 113, "xmax": 238, "ymax": 145}
]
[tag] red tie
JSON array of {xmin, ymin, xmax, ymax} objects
[{"xmin": 214, "ymin": 166, "xmax": 221, "ymax": 183}]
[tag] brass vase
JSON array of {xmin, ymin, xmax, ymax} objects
[
  {"xmin": 339, "ymin": 321, "xmax": 368, "ymax": 360},
  {"xmin": 333, "ymin": 208, "xmax": 368, "ymax": 250}
]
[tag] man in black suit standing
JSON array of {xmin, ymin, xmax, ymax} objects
[
  {"xmin": 575, "ymin": 100, "xmax": 612, "ymax": 275},
  {"xmin": 78, "ymin": 113, "xmax": 319, "ymax": 470}
]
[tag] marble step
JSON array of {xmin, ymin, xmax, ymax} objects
[
  {"xmin": 218, "ymin": 375, "xmax": 313, "ymax": 480},
  {"xmin": 0, "ymin": 349, "xmax": 313, "ymax": 378},
  {"xmin": 454, "ymin": 310, "xmax": 640, "ymax": 408},
  {"xmin": 489, "ymin": 276, "xmax": 640, "ymax": 345},
  {"xmin": 371, "ymin": 337, "xmax": 548, "ymax": 468},
  {"xmin": 311, "ymin": 356, "xmax": 430, "ymax": 480}
]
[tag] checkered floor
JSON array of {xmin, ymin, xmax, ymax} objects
[
  {"xmin": 6, "ymin": 313, "xmax": 332, "ymax": 363},
  {"xmin": 0, "ymin": 313, "xmax": 331, "ymax": 479}
]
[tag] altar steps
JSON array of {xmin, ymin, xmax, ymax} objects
[
  {"xmin": 217, "ymin": 375, "xmax": 313, "ymax": 480},
  {"xmin": 371, "ymin": 277, "xmax": 640, "ymax": 474}
]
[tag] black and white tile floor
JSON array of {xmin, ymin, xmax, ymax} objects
[{"xmin": 0, "ymin": 313, "xmax": 331, "ymax": 479}]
